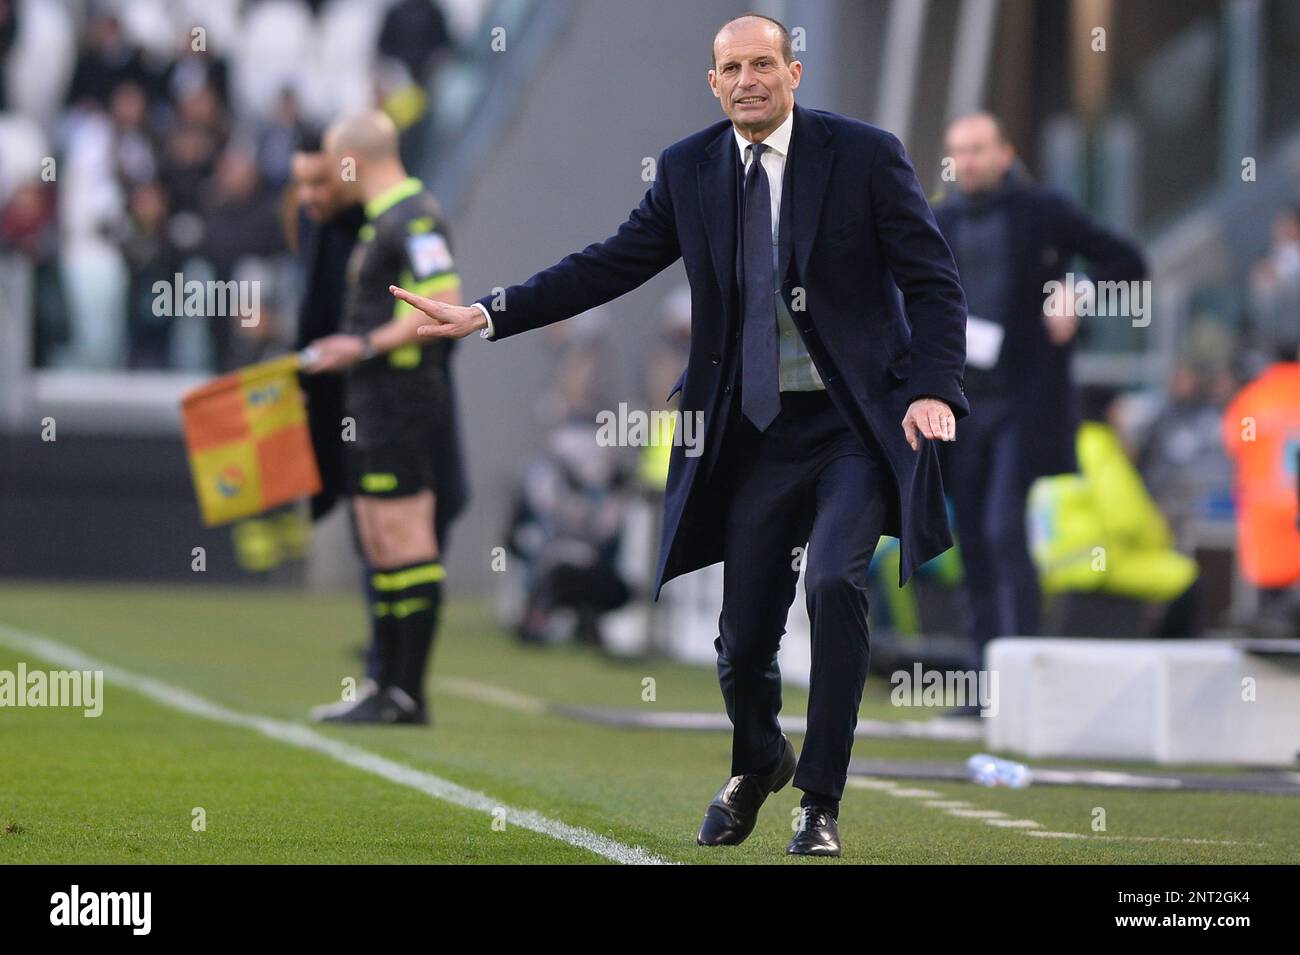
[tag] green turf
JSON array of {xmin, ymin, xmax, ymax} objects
[{"xmin": 0, "ymin": 582, "xmax": 1295, "ymax": 864}]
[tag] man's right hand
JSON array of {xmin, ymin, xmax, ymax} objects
[{"xmin": 389, "ymin": 286, "xmax": 487, "ymax": 339}]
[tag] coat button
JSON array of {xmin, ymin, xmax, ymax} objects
[
  {"xmin": 724, "ymin": 383, "xmax": 732, "ymax": 393},
  {"xmin": 710, "ymin": 353, "xmax": 721, "ymax": 364}
]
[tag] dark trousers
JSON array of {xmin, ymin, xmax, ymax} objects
[
  {"xmin": 945, "ymin": 392, "xmax": 1041, "ymax": 660},
  {"xmin": 712, "ymin": 388, "xmax": 891, "ymax": 802}
]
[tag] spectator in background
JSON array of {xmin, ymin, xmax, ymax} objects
[
  {"xmin": 65, "ymin": 11, "xmax": 153, "ymax": 110},
  {"xmin": 0, "ymin": 174, "xmax": 65, "ymax": 364},
  {"xmin": 199, "ymin": 147, "xmax": 287, "ymax": 370},
  {"xmin": 508, "ymin": 423, "xmax": 634, "ymax": 647},
  {"xmin": 1137, "ymin": 355, "xmax": 1235, "ymax": 550},
  {"xmin": 533, "ymin": 310, "xmax": 619, "ymax": 427},
  {"xmin": 933, "ymin": 112, "xmax": 1147, "ymax": 678},
  {"xmin": 377, "ymin": 0, "xmax": 453, "ymax": 163},
  {"xmin": 225, "ymin": 256, "xmax": 292, "ymax": 369},
  {"xmin": 1221, "ymin": 341, "xmax": 1300, "ymax": 638},
  {"xmin": 159, "ymin": 123, "xmax": 218, "ymax": 221},
  {"xmin": 378, "ymin": 0, "xmax": 452, "ymax": 88},
  {"xmin": 503, "ymin": 313, "xmax": 631, "ymax": 647},
  {"xmin": 200, "ymin": 148, "xmax": 284, "ymax": 271},
  {"xmin": 1247, "ymin": 203, "xmax": 1300, "ymax": 375},
  {"xmin": 107, "ymin": 82, "xmax": 157, "ymax": 189},
  {"xmin": 1028, "ymin": 386, "xmax": 1200, "ymax": 638},
  {"xmin": 114, "ymin": 181, "xmax": 177, "ymax": 368},
  {"xmin": 257, "ymin": 89, "xmax": 310, "ymax": 191},
  {"xmin": 163, "ymin": 26, "xmax": 229, "ymax": 114},
  {"xmin": 160, "ymin": 84, "xmax": 227, "ymax": 215}
]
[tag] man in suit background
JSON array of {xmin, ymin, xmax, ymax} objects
[
  {"xmin": 934, "ymin": 114, "xmax": 1146, "ymax": 694},
  {"xmin": 392, "ymin": 14, "xmax": 968, "ymax": 856}
]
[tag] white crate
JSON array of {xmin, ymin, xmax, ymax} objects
[{"xmin": 986, "ymin": 638, "xmax": 1300, "ymax": 766}]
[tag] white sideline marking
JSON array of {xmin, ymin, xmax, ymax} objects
[
  {"xmin": 888, "ymin": 788, "xmax": 942, "ymax": 798},
  {"xmin": 0, "ymin": 624, "xmax": 670, "ymax": 866},
  {"xmin": 1023, "ymin": 831, "xmax": 1260, "ymax": 846},
  {"xmin": 431, "ymin": 677, "xmax": 984, "ymax": 742},
  {"xmin": 984, "ymin": 818, "xmax": 1043, "ymax": 829},
  {"xmin": 850, "ymin": 775, "xmax": 1262, "ymax": 847},
  {"xmin": 435, "ymin": 675, "xmax": 548, "ymax": 714}
]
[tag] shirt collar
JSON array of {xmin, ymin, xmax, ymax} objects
[
  {"xmin": 365, "ymin": 176, "xmax": 423, "ymax": 220},
  {"xmin": 733, "ymin": 107, "xmax": 794, "ymax": 165}
]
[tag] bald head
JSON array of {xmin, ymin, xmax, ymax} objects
[
  {"xmin": 944, "ymin": 111, "xmax": 1015, "ymax": 195},
  {"xmin": 708, "ymin": 13, "xmax": 801, "ymax": 142},
  {"xmin": 325, "ymin": 110, "xmax": 400, "ymax": 164},
  {"xmin": 712, "ymin": 14, "xmax": 791, "ymax": 69}
]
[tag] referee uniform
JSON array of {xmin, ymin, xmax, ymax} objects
[{"xmin": 341, "ymin": 176, "xmax": 458, "ymax": 717}]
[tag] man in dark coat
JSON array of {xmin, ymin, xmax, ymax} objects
[
  {"xmin": 933, "ymin": 112, "xmax": 1147, "ymax": 678},
  {"xmin": 393, "ymin": 15, "xmax": 968, "ymax": 856}
]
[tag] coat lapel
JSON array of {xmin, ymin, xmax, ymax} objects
[
  {"xmin": 789, "ymin": 103, "xmax": 832, "ymax": 283},
  {"xmin": 698, "ymin": 127, "xmax": 740, "ymax": 330}
]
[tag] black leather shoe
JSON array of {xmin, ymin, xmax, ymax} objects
[
  {"xmin": 697, "ymin": 735, "xmax": 796, "ymax": 846},
  {"xmin": 787, "ymin": 806, "xmax": 841, "ymax": 857},
  {"xmin": 311, "ymin": 685, "xmax": 428, "ymax": 725}
]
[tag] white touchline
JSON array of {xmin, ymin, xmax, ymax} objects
[
  {"xmin": 850, "ymin": 777, "xmax": 1265, "ymax": 847},
  {"xmin": 0, "ymin": 624, "xmax": 671, "ymax": 866},
  {"xmin": 984, "ymin": 818, "xmax": 1043, "ymax": 828},
  {"xmin": 887, "ymin": 788, "xmax": 942, "ymax": 798},
  {"xmin": 434, "ymin": 674, "xmax": 548, "ymax": 714}
]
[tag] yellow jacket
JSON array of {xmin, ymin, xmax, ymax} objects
[{"xmin": 1028, "ymin": 421, "xmax": 1197, "ymax": 601}]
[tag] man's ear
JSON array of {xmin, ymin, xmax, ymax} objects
[
  {"xmin": 707, "ymin": 70, "xmax": 719, "ymax": 98},
  {"xmin": 789, "ymin": 60, "xmax": 802, "ymax": 89}
]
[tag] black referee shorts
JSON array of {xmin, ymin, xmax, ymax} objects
[{"xmin": 345, "ymin": 440, "xmax": 434, "ymax": 499}]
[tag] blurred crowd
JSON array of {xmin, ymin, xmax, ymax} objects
[
  {"xmin": 0, "ymin": 0, "xmax": 454, "ymax": 372},
  {"xmin": 1, "ymin": 2, "xmax": 1295, "ymax": 648}
]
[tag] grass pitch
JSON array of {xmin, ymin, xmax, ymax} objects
[{"xmin": 0, "ymin": 582, "xmax": 1294, "ymax": 864}]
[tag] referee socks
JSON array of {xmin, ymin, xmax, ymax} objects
[{"xmin": 370, "ymin": 559, "xmax": 445, "ymax": 706}]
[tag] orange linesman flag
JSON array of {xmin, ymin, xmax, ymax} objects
[{"xmin": 181, "ymin": 354, "xmax": 322, "ymax": 526}]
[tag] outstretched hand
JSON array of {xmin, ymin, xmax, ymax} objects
[
  {"xmin": 901, "ymin": 397, "xmax": 956, "ymax": 450},
  {"xmin": 388, "ymin": 285, "xmax": 487, "ymax": 339}
]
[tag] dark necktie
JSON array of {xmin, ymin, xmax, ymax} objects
[{"xmin": 740, "ymin": 141, "xmax": 780, "ymax": 431}]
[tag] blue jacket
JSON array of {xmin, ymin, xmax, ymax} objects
[{"xmin": 479, "ymin": 103, "xmax": 970, "ymax": 594}]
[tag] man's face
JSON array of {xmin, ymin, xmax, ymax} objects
[
  {"xmin": 708, "ymin": 20, "xmax": 801, "ymax": 140},
  {"xmin": 293, "ymin": 151, "xmax": 348, "ymax": 222},
  {"xmin": 945, "ymin": 116, "xmax": 1014, "ymax": 195}
]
